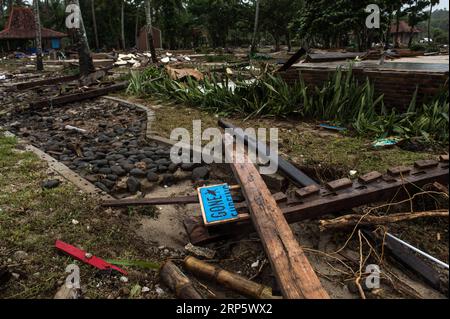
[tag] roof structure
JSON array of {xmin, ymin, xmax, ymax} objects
[
  {"xmin": 0, "ymin": 7, "xmax": 67, "ymax": 40},
  {"xmin": 390, "ymin": 20, "xmax": 421, "ymax": 34}
]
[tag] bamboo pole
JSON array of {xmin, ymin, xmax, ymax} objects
[
  {"xmin": 184, "ymin": 256, "xmax": 280, "ymax": 299},
  {"xmin": 159, "ymin": 260, "xmax": 202, "ymax": 299}
]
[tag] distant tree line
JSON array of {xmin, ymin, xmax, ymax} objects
[{"xmin": 0, "ymin": 0, "xmax": 447, "ymax": 51}]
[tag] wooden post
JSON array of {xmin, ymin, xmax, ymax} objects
[
  {"xmin": 223, "ymin": 133, "xmax": 329, "ymax": 299},
  {"xmin": 159, "ymin": 261, "xmax": 203, "ymax": 299}
]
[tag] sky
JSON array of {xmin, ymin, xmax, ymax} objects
[{"xmin": 435, "ymin": 0, "xmax": 450, "ymax": 10}]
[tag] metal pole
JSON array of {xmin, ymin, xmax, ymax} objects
[
  {"xmin": 219, "ymin": 119, "xmax": 318, "ymax": 187},
  {"xmin": 386, "ymin": 233, "xmax": 449, "ymax": 270}
]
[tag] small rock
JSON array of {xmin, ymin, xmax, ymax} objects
[
  {"xmin": 130, "ymin": 168, "xmax": 146, "ymax": 178},
  {"xmin": 160, "ymin": 174, "xmax": 175, "ymax": 187},
  {"xmin": 41, "ymin": 179, "xmax": 61, "ymax": 189},
  {"xmin": 141, "ymin": 286, "xmax": 150, "ymax": 293},
  {"xmin": 111, "ymin": 165, "xmax": 126, "ymax": 176},
  {"xmin": 120, "ymin": 276, "xmax": 129, "ymax": 283},
  {"xmin": 13, "ymin": 250, "xmax": 28, "ymax": 262},
  {"xmin": 72, "ymin": 219, "xmax": 79, "ymax": 225},
  {"xmin": 140, "ymin": 180, "xmax": 155, "ymax": 192},
  {"xmin": 251, "ymin": 260, "xmax": 260, "ymax": 268},
  {"xmin": 192, "ymin": 167, "xmax": 209, "ymax": 181},
  {"xmin": 146, "ymin": 172, "xmax": 159, "ymax": 182},
  {"xmin": 127, "ymin": 177, "xmax": 140, "ymax": 194}
]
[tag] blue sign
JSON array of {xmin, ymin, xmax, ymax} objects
[{"xmin": 198, "ymin": 184, "xmax": 239, "ymax": 225}]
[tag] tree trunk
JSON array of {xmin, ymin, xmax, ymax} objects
[
  {"xmin": 69, "ymin": 0, "xmax": 95, "ymax": 75},
  {"xmin": 395, "ymin": 6, "xmax": 401, "ymax": 48},
  {"xmin": 33, "ymin": 0, "xmax": 44, "ymax": 71},
  {"xmin": 121, "ymin": 0, "xmax": 126, "ymax": 50},
  {"xmin": 91, "ymin": 0, "xmax": 99, "ymax": 49},
  {"xmin": 135, "ymin": 7, "xmax": 140, "ymax": 48},
  {"xmin": 144, "ymin": 0, "xmax": 157, "ymax": 63},
  {"xmin": 428, "ymin": 4, "xmax": 433, "ymax": 44},
  {"xmin": 250, "ymin": 0, "xmax": 260, "ymax": 54},
  {"xmin": 286, "ymin": 31, "xmax": 292, "ymax": 52}
]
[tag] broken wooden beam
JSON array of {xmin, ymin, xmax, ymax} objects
[
  {"xmin": 184, "ymin": 256, "xmax": 280, "ymax": 299},
  {"xmin": 159, "ymin": 261, "xmax": 203, "ymax": 299},
  {"xmin": 277, "ymin": 48, "xmax": 307, "ymax": 72},
  {"xmin": 185, "ymin": 161, "xmax": 449, "ymax": 245},
  {"xmin": 10, "ymin": 74, "xmax": 80, "ymax": 91},
  {"xmin": 319, "ymin": 210, "xmax": 449, "ymax": 230},
  {"xmin": 223, "ymin": 133, "xmax": 329, "ymax": 299},
  {"xmin": 29, "ymin": 81, "xmax": 128, "ymax": 108}
]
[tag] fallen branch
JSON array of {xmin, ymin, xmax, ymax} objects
[{"xmin": 320, "ymin": 210, "xmax": 449, "ymax": 230}]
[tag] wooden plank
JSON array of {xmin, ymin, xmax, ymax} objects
[
  {"xmin": 29, "ymin": 82, "xmax": 128, "ymax": 108},
  {"xmin": 223, "ymin": 133, "xmax": 329, "ymax": 299},
  {"xmin": 326, "ymin": 178, "xmax": 353, "ymax": 191},
  {"xmin": 12, "ymin": 74, "xmax": 80, "ymax": 91},
  {"xmin": 277, "ymin": 48, "xmax": 307, "ymax": 72}
]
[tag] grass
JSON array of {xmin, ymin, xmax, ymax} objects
[
  {"xmin": 117, "ymin": 99, "xmax": 437, "ymax": 178},
  {"xmin": 126, "ymin": 66, "xmax": 449, "ymax": 145},
  {"xmin": 0, "ymin": 136, "xmax": 162, "ymax": 299}
]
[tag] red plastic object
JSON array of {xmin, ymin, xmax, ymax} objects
[{"xmin": 55, "ymin": 240, "xmax": 127, "ymax": 275}]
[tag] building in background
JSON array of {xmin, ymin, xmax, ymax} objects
[{"xmin": 0, "ymin": 7, "xmax": 67, "ymax": 52}]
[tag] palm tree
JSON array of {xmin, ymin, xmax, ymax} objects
[
  {"xmin": 91, "ymin": 0, "xmax": 99, "ymax": 49},
  {"xmin": 33, "ymin": 0, "xmax": 44, "ymax": 71},
  {"xmin": 251, "ymin": 0, "xmax": 260, "ymax": 54},
  {"xmin": 69, "ymin": 0, "xmax": 95, "ymax": 75},
  {"xmin": 145, "ymin": 0, "xmax": 158, "ymax": 62}
]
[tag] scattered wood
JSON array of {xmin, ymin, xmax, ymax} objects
[
  {"xmin": 277, "ymin": 47, "xmax": 307, "ymax": 72},
  {"xmin": 29, "ymin": 82, "xmax": 128, "ymax": 108},
  {"xmin": 159, "ymin": 261, "xmax": 203, "ymax": 299},
  {"xmin": 78, "ymin": 67, "xmax": 112, "ymax": 86},
  {"xmin": 320, "ymin": 210, "xmax": 449, "ymax": 230},
  {"xmin": 10, "ymin": 74, "xmax": 80, "ymax": 91},
  {"xmin": 184, "ymin": 256, "xmax": 280, "ymax": 299},
  {"xmin": 223, "ymin": 133, "xmax": 329, "ymax": 299}
]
